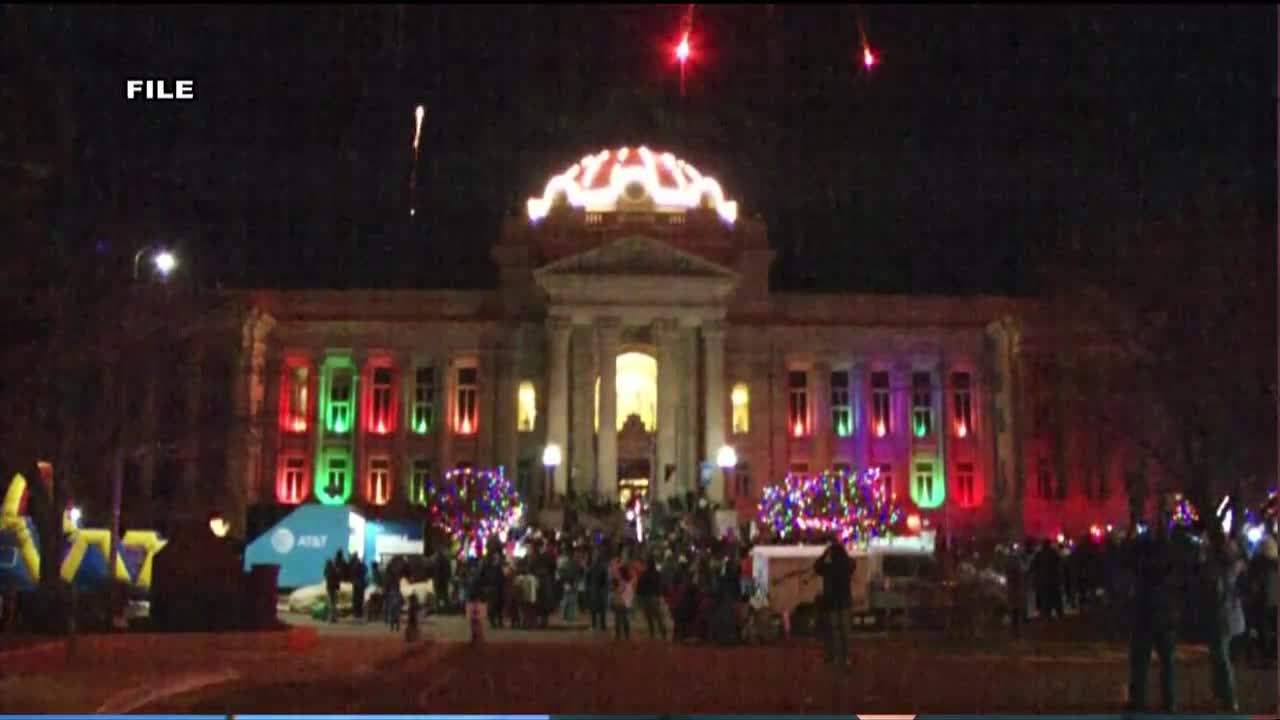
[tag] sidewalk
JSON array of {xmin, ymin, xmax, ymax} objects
[{"xmin": 0, "ymin": 627, "xmax": 414, "ymax": 713}]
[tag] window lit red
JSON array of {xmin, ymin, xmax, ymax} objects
[
  {"xmin": 788, "ymin": 371, "xmax": 809, "ymax": 437},
  {"xmin": 871, "ymin": 371, "xmax": 891, "ymax": 437},
  {"xmin": 277, "ymin": 456, "xmax": 308, "ymax": 504},
  {"xmin": 455, "ymin": 366, "xmax": 478, "ymax": 435},
  {"xmin": 367, "ymin": 365, "xmax": 395, "ymax": 434},
  {"xmin": 279, "ymin": 363, "xmax": 310, "ymax": 433}
]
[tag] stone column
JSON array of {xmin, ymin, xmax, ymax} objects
[
  {"xmin": 654, "ymin": 319, "xmax": 680, "ymax": 500},
  {"xmin": 393, "ymin": 349, "xmax": 413, "ymax": 511},
  {"xmin": 545, "ymin": 317, "xmax": 571, "ymax": 495},
  {"xmin": 812, "ymin": 359, "xmax": 831, "ymax": 472},
  {"xmin": 494, "ymin": 343, "xmax": 519, "ymax": 478},
  {"xmin": 570, "ymin": 326, "xmax": 596, "ymax": 495},
  {"xmin": 850, "ymin": 360, "xmax": 869, "ymax": 472},
  {"xmin": 595, "ymin": 317, "xmax": 621, "ymax": 498},
  {"xmin": 702, "ymin": 320, "xmax": 727, "ymax": 502},
  {"xmin": 681, "ymin": 326, "xmax": 699, "ymax": 493}
]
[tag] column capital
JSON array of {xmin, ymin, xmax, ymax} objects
[
  {"xmin": 594, "ymin": 315, "xmax": 623, "ymax": 333},
  {"xmin": 651, "ymin": 317, "xmax": 680, "ymax": 339},
  {"xmin": 702, "ymin": 319, "xmax": 727, "ymax": 339},
  {"xmin": 545, "ymin": 316, "xmax": 573, "ymax": 336}
]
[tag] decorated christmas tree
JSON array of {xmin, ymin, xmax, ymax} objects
[
  {"xmin": 758, "ymin": 467, "xmax": 902, "ymax": 546},
  {"xmin": 424, "ymin": 467, "xmax": 525, "ymax": 558}
]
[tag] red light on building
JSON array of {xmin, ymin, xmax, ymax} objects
[
  {"xmin": 675, "ymin": 32, "xmax": 690, "ymax": 63},
  {"xmin": 874, "ymin": 421, "xmax": 887, "ymax": 438},
  {"xmin": 955, "ymin": 421, "xmax": 968, "ymax": 438},
  {"xmin": 863, "ymin": 46, "xmax": 877, "ymax": 69},
  {"xmin": 457, "ymin": 415, "xmax": 475, "ymax": 435}
]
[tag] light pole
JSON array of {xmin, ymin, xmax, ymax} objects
[
  {"xmin": 132, "ymin": 247, "xmax": 178, "ymax": 281},
  {"xmin": 542, "ymin": 443, "xmax": 562, "ymax": 509},
  {"xmin": 716, "ymin": 444, "xmax": 737, "ymax": 502}
]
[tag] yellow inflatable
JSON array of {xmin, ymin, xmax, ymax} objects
[{"xmin": 2, "ymin": 472, "xmax": 167, "ymax": 589}]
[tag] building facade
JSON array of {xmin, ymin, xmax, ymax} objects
[{"xmin": 190, "ymin": 147, "xmax": 1138, "ymax": 541}]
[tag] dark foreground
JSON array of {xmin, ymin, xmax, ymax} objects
[{"xmin": 150, "ymin": 639, "xmax": 1278, "ymax": 715}]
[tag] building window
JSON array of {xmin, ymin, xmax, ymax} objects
[
  {"xmin": 878, "ymin": 464, "xmax": 893, "ymax": 498},
  {"xmin": 1037, "ymin": 458, "xmax": 1054, "ymax": 499},
  {"xmin": 366, "ymin": 456, "xmax": 392, "ymax": 506},
  {"xmin": 280, "ymin": 363, "xmax": 310, "ymax": 433},
  {"xmin": 369, "ymin": 366, "xmax": 394, "ymax": 435},
  {"xmin": 277, "ymin": 456, "xmax": 308, "ymax": 505},
  {"xmin": 871, "ymin": 371, "xmax": 891, "ymax": 437},
  {"xmin": 832, "ymin": 462, "xmax": 852, "ymax": 477},
  {"xmin": 408, "ymin": 459, "xmax": 432, "ymax": 507},
  {"xmin": 455, "ymin": 365, "xmax": 478, "ymax": 435},
  {"xmin": 412, "ymin": 366, "xmax": 435, "ymax": 434},
  {"xmin": 788, "ymin": 462, "xmax": 809, "ymax": 475},
  {"xmin": 316, "ymin": 449, "xmax": 352, "ymax": 505},
  {"xmin": 951, "ymin": 372, "xmax": 972, "ymax": 438},
  {"xmin": 831, "ymin": 371, "xmax": 852, "ymax": 437},
  {"xmin": 731, "ymin": 382, "xmax": 750, "ymax": 435},
  {"xmin": 912, "ymin": 461, "xmax": 943, "ymax": 509},
  {"xmin": 911, "ymin": 372, "xmax": 933, "ymax": 438},
  {"xmin": 956, "ymin": 462, "xmax": 976, "ymax": 507},
  {"xmin": 517, "ymin": 380, "xmax": 537, "ymax": 432},
  {"xmin": 788, "ymin": 371, "xmax": 809, "ymax": 437},
  {"xmin": 326, "ymin": 367, "xmax": 354, "ymax": 434}
]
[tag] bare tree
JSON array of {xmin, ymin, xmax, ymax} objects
[{"xmin": 1043, "ymin": 194, "xmax": 1275, "ymax": 515}]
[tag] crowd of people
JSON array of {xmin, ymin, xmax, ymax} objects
[{"xmin": 308, "ymin": 488, "xmax": 1277, "ymax": 713}]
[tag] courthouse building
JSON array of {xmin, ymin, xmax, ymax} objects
[{"xmin": 195, "ymin": 147, "xmax": 1135, "ymax": 540}]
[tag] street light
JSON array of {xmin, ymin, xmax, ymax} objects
[
  {"xmin": 542, "ymin": 443, "xmax": 562, "ymax": 508},
  {"xmin": 132, "ymin": 247, "xmax": 178, "ymax": 280},
  {"xmin": 208, "ymin": 512, "xmax": 230, "ymax": 538},
  {"xmin": 716, "ymin": 444, "xmax": 737, "ymax": 498}
]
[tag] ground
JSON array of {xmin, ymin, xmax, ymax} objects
[{"xmin": 3, "ymin": 610, "xmax": 1276, "ymax": 714}]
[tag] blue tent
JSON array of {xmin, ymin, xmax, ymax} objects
[{"xmin": 244, "ymin": 505, "xmax": 424, "ymax": 588}]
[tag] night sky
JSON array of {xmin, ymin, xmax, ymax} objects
[{"xmin": 11, "ymin": 5, "xmax": 1276, "ymax": 294}]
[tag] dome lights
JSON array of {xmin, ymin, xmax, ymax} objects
[{"xmin": 527, "ymin": 146, "xmax": 738, "ymax": 225}]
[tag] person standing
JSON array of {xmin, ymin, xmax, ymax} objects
[
  {"xmin": 613, "ymin": 565, "xmax": 636, "ymax": 640},
  {"xmin": 465, "ymin": 560, "xmax": 487, "ymax": 645},
  {"xmin": 323, "ymin": 558, "xmax": 341, "ymax": 623},
  {"xmin": 1204, "ymin": 527, "xmax": 1245, "ymax": 712},
  {"xmin": 1004, "ymin": 544, "xmax": 1028, "ymax": 637},
  {"xmin": 385, "ymin": 558, "xmax": 404, "ymax": 631},
  {"xmin": 1033, "ymin": 539, "xmax": 1064, "ymax": 620},
  {"xmin": 637, "ymin": 556, "xmax": 667, "ymax": 639},
  {"xmin": 433, "ymin": 546, "xmax": 453, "ymax": 613},
  {"xmin": 483, "ymin": 552, "xmax": 506, "ymax": 629},
  {"xmin": 350, "ymin": 552, "xmax": 367, "ymax": 621},
  {"xmin": 587, "ymin": 550, "xmax": 610, "ymax": 631},
  {"xmin": 1126, "ymin": 500, "xmax": 1188, "ymax": 714},
  {"xmin": 813, "ymin": 537, "xmax": 853, "ymax": 668}
]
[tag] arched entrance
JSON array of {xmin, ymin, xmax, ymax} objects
[{"xmin": 596, "ymin": 352, "xmax": 657, "ymax": 502}]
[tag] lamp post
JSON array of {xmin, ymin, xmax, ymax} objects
[
  {"xmin": 542, "ymin": 443, "xmax": 562, "ymax": 509},
  {"xmin": 716, "ymin": 444, "xmax": 737, "ymax": 501},
  {"xmin": 132, "ymin": 247, "xmax": 178, "ymax": 281}
]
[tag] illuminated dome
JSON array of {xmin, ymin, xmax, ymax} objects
[{"xmin": 527, "ymin": 147, "xmax": 738, "ymax": 224}]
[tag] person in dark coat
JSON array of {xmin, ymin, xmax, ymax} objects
[
  {"xmin": 323, "ymin": 559, "xmax": 341, "ymax": 623},
  {"xmin": 1003, "ymin": 544, "xmax": 1028, "ymax": 637},
  {"xmin": 483, "ymin": 552, "xmax": 506, "ymax": 629},
  {"xmin": 587, "ymin": 551, "xmax": 611, "ymax": 631},
  {"xmin": 1126, "ymin": 501, "xmax": 1189, "ymax": 714},
  {"xmin": 1033, "ymin": 540, "xmax": 1064, "ymax": 620},
  {"xmin": 350, "ymin": 552, "xmax": 367, "ymax": 620},
  {"xmin": 637, "ymin": 557, "xmax": 667, "ymax": 639},
  {"xmin": 434, "ymin": 547, "xmax": 453, "ymax": 612},
  {"xmin": 814, "ymin": 537, "xmax": 853, "ymax": 667}
]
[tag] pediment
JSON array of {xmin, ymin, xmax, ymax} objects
[{"xmin": 533, "ymin": 235, "xmax": 737, "ymax": 280}]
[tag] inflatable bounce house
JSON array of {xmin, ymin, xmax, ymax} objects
[{"xmin": 0, "ymin": 473, "xmax": 166, "ymax": 594}]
